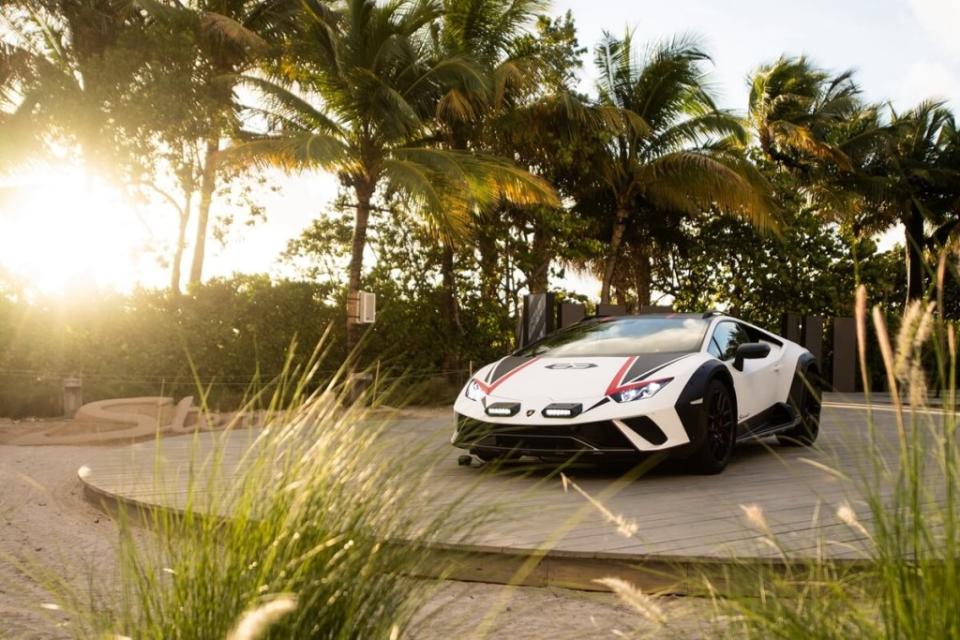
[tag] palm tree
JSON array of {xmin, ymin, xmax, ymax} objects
[
  {"xmin": 439, "ymin": 10, "xmax": 587, "ymax": 308},
  {"xmin": 229, "ymin": 0, "xmax": 556, "ymax": 351},
  {"xmin": 747, "ymin": 57, "xmax": 960, "ymax": 301},
  {"xmin": 868, "ymin": 102, "xmax": 960, "ymax": 300},
  {"xmin": 173, "ymin": 0, "xmax": 303, "ymax": 287},
  {"xmin": 431, "ymin": 0, "xmax": 546, "ymax": 366},
  {"xmin": 2, "ymin": 1, "xmax": 146, "ymax": 164},
  {"xmin": 746, "ymin": 56, "xmax": 886, "ymax": 238},
  {"xmin": 0, "ymin": 43, "xmax": 33, "ymax": 171},
  {"xmin": 587, "ymin": 33, "xmax": 774, "ymax": 305},
  {"xmin": 747, "ymin": 56, "xmax": 861, "ymax": 172}
]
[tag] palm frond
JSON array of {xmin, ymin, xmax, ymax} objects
[
  {"xmin": 237, "ymin": 75, "xmax": 343, "ymax": 136},
  {"xmin": 436, "ymin": 87, "xmax": 477, "ymax": 122},
  {"xmin": 641, "ymin": 150, "xmax": 777, "ymax": 230},
  {"xmin": 392, "ymin": 147, "xmax": 558, "ymax": 209},
  {"xmin": 382, "ymin": 156, "xmax": 472, "ymax": 237},
  {"xmin": 201, "ymin": 12, "xmax": 269, "ymax": 54},
  {"xmin": 221, "ymin": 133, "xmax": 351, "ymax": 172}
]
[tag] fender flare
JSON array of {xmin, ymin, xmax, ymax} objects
[
  {"xmin": 788, "ymin": 352, "xmax": 820, "ymax": 409},
  {"xmin": 673, "ymin": 360, "xmax": 737, "ymax": 449}
]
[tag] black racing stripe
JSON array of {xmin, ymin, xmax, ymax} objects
[
  {"xmin": 583, "ymin": 397, "xmax": 610, "ymax": 414},
  {"xmin": 489, "ymin": 356, "xmax": 533, "ymax": 384},
  {"xmin": 624, "ymin": 352, "xmax": 693, "ymax": 383}
]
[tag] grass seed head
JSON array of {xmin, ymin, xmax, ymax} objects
[
  {"xmin": 226, "ymin": 595, "xmax": 297, "ymax": 640},
  {"xmin": 594, "ymin": 577, "xmax": 667, "ymax": 626},
  {"xmin": 740, "ymin": 504, "xmax": 771, "ymax": 537}
]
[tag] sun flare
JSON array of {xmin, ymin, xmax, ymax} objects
[{"xmin": 0, "ymin": 167, "xmax": 161, "ymax": 296}]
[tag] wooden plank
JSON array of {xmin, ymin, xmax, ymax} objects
[{"xmin": 76, "ymin": 397, "xmax": 939, "ymax": 590}]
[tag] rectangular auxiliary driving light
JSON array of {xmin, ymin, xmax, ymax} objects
[
  {"xmin": 486, "ymin": 402, "xmax": 521, "ymax": 417},
  {"xmin": 542, "ymin": 403, "xmax": 582, "ymax": 418}
]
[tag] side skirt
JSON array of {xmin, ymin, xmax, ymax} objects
[{"xmin": 735, "ymin": 402, "xmax": 800, "ymax": 442}]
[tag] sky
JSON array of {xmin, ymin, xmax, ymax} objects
[{"xmin": 2, "ymin": 0, "xmax": 959, "ymax": 297}]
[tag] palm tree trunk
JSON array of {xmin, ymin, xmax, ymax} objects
[
  {"xmin": 478, "ymin": 231, "xmax": 499, "ymax": 302},
  {"xmin": 614, "ymin": 287, "xmax": 627, "ymax": 307},
  {"xmin": 189, "ymin": 136, "xmax": 220, "ymax": 286},
  {"xmin": 347, "ymin": 181, "xmax": 374, "ymax": 353},
  {"xmin": 636, "ymin": 247, "xmax": 651, "ymax": 308},
  {"xmin": 905, "ymin": 209, "xmax": 926, "ymax": 302},
  {"xmin": 440, "ymin": 242, "xmax": 462, "ymax": 373},
  {"xmin": 170, "ymin": 193, "xmax": 192, "ymax": 294},
  {"xmin": 529, "ymin": 224, "xmax": 550, "ymax": 294},
  {"xmin": 600, "ymin": 207, "xmax": 629, "ymax": 304}
]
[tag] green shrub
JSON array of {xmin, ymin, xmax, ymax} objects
[{"xmin": 63, "ymin": 344, "xmax": 476, "ymax": 639}]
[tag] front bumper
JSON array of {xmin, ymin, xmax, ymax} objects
[{"xmin": 453, "ymin": 414, "xmax": 672, "ymax": 460}]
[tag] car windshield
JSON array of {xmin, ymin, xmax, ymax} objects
[{"xmin": 517, "ymin": 317, "xmax": 709, "ymax": 357}]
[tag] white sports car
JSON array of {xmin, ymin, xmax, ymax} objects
[{"xmin": 452, "ymin": 312, "xmax": 821, "ymax": 474}]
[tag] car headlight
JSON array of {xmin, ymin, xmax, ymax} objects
[
  {"xmin": 464, "ymin": 380, "xmax": 488, "ymax": 401},
  {"xmin": 611, "ymin": 378, "xmax": 672, "ymax": 403}
]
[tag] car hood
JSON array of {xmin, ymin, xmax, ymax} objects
[{"xmin": 474, "ymin": 352, "xmax": 695, "ymax": 402}]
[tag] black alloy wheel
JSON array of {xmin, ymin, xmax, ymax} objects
[
  {"xmin": 778, "ymin": 369, "xmax": 822, "ymax": 446},
  {"xmin": 689, "ymin": 380, "xmax": 737, "ymax": 474}
]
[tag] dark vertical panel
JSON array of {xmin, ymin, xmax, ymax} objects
[
  {"xmin": 558, "ymin": 303, "xmax": 585, "ymax": 328},
  {"xmin": 832, "ymin": 317, "xmax": 857, "ymax": 392},
  {"xmin": 803, "ymin": 316, "xmax": 824, "ymax": 364},
  {"xmin": 597, "ymin": 304, "xmax": 627, "ymax": 317},
  {"xmin": 523, "ymin": 293, "xmax": 556, "ymax": 346},
  {"xmin": 781, "ymin": 312, "xmax": 802, "ymax": 344}
]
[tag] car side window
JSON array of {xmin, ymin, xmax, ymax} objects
[{"xmin": 708, "ymin": 321, "xmax": 749, "ymax": 361}]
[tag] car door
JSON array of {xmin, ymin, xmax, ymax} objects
[{"xmin": 707, "ymin": 321, "xmax": 782, "ymax": 421}]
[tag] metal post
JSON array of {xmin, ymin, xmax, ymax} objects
[{"xmin": 63, "ymin": 375, "xmax": 82, "ymax": 417}]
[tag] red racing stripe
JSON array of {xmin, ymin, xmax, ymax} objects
[{"xmin": 605, "ymin": 356, "xmax": 638, "ymax": 396}]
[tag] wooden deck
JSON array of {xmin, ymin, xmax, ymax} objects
[{"xmin": 78, "ymin": 396, "xmax": 942, "ymax": 592}]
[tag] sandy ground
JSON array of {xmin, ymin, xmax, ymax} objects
[
  {"xmin": 0, "ymin": 444, "xmax": 123, "ymax": 639},
  {"xmin": 413, "ymin": 582, "xmax": 717, "ymax": 639},
  {"xmin": 0, "ymin": 432, "xmax": 718, "ymax": 639}
]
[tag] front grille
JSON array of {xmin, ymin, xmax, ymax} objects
[{"xmin": 455, "ymin": 415, "xmax": 637, "ymax": 454}]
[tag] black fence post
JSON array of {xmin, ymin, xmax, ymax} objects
[
  {"xmin": 781, "ymin": 312, "xmax": 802, "ymax": 344},
  {"xmin": 832, "ymin": 317, "xmax": 857, "ymax": 392},
  {"xmin": 557, "ymin": 302, "xmax": 585, "ymax": 329},
  {"xmin": 639, "ymin": 305, "xmax": 673, "ymax": 314},
  {"xmin": 520, "ymin": 293, "xmax": 556, "ymax": 348},
  {"xmin": 802, "ymin": 315, "xmax": 824, "ymax": 365},
  {"xmin": 596, "ymin": 304, "xmax": 627, "ymax": 317}
]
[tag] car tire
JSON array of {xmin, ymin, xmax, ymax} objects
[
  {"xmin": 778, "ymin": 368, "xmax": 821, "ymax": 447},
  {"xmin": 687, "ymin": 379, "xmax": 737, "ymax": 475}
]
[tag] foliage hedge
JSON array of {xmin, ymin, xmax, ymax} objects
[{"xmin": 0, "ymin": 275, "xmax": 504, "ymax": 417}]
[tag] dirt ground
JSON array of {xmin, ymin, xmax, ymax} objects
[{"xmin": 0, "ymin": 429, "xmax": 719, "ymax": 639}]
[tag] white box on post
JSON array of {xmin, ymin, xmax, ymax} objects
[{"xmin": 358, "ymin": 291, "xmax": 376, "ymax": 324}]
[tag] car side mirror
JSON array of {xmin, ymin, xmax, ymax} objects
[{"xmin": 733, "ymin": 342, "xmax": 771, "ymax": 371}]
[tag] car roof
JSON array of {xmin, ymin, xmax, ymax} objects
[{"xmin": 592, "ymin": 312, "xmax": 727, "ymax": 321}]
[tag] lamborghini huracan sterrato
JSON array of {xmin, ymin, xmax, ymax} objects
[{"xmin": 452, "ymin": 312, "xmax": 822, "ymax": 474}]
